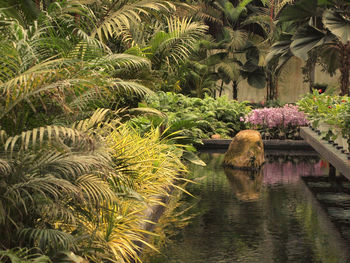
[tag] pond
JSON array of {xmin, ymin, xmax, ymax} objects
[{"xmin": 143, "ymin": 152, "xmax": 350, "ymax": 263}]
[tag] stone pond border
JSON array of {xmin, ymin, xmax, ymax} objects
[{"xmin": 198, "ymin": 139, "xmax": 314, "ymax": 151}]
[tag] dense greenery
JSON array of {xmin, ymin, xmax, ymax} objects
[
  {"xmin": 0, "ymin": 0, "xmax": 348, "ymax": 262},
  {"xmin": 0, "ymin": 109, "xmax": 187, "ymax": 262},
  {"xmin": 132, "ymin": 92, "xmax": 251, "ymax": 140},
  {"xmin": 0, "ymin": 0, "xmax": 202, "ymax": 262},
  {"xmin": 297, "ymin": 91, "xmax": 350, "ymax": 150},
  {"xmin": 267, "ymin": 0, "xmax": 350, "ymax": 96}
]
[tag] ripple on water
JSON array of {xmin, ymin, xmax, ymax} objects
[{"xmin": 144, "ymin": 153, "xmax": 350, "ymax": 263}]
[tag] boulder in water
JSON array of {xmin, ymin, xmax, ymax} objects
[{"xmin": 223, "ymin": 130, "xmax": 265, "ymax": 169}]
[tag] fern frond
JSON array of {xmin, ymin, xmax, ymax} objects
[
  {"xmin": 76, "ymin": 174, "xmax": 117, "ymax": 205},
  {"xmin": 91, "ymin": 0, "xmax": 176, "ymax": 42},
  {"xmin": 2, "ymin": 125, "xmax": 94, "ymax": 154},
  {"xmin": 0, "ymin": 248, "xmax": 51, "ymax": 263},
  {"xmin": 110, "ymin": 78, "xmax": 153, "ymax": 97},
  {"xmin": 19, "ymin": 228, "xmax": 77, "ymax": 251}
]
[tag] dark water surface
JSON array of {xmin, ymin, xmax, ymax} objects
[{"xmin": 145, "ymin": 153, "xmax": 350, "ymax": 263}]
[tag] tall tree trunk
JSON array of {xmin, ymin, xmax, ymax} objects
[
  {"xmin": 340, "ymin": 43, "xmax": 350, "ymax": 96},
  {"xmin": 35, "ymin": 0, "xmax": 40, "ymax": 9},
  {"xmin": 219, "ymin": 80, "xmax": 224, "ymax": 97},
  {"xmin": 232, "ymin": 81, "xmax": 238, "ymax": 100},
  {"xmin": 266, "ymin": 72, "xmax": 278, "ymax": 101},
  {"xmin": 267, "ymin": 72, "xmax": 272, "ymax": 101}
]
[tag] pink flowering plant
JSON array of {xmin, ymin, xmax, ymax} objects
[{"xmin": 242, "ymin": 104, "xmax": 308, "ymax": 139}]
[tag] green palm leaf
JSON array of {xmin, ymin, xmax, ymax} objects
[
  {"xmin": 323, "ymin": 9, "xmax": 350, "ymax": 44},
  {"xmin": 90, "ymin": 0, "xmax": 175, "ymax": 42}
]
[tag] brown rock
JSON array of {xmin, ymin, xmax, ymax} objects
[
  {"xmin": 223, "ymin": 130, "xmax": 265, "ymax": 169},
  {"xmin": 211, "ymin": 134, "xmax": 221, "ymax": 139}
]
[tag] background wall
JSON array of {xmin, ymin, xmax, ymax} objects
[{"xmin": 221, "ymin": 57, "xmax": 340, "ymax": 103}]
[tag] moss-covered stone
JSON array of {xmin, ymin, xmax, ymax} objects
[{"xmin": 223, "ymin": 130, "xmax": 265, "ymax": 169}]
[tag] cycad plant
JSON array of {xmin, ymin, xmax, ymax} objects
[
  {"xmin": 0, "ymin": 109, "xmax": 187, "ymax": 262},
  {"xmin": 0, "ymin": 118, "xmax": 117, "ymax": 260}
]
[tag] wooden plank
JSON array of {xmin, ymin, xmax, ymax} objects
[{"xmin": 300, "ymin": 127, "xmax": 350, "ymax": 179}]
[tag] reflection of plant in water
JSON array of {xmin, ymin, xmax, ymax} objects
[
  {"xmin": 294, "ymin": 197, "xmax": 348, "ymax": 262},
  {"xmin": 263, "ymin": 160, "xmax": 328, "ymax": 186},
  {"xmin": 142, "ymin": 186, "xmax": 198, "ymax": 261},
  {"xmin": 266, "ymin": 154, "xmax": 321, "ymax": 164}
]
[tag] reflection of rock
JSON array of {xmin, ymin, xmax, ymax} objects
[
  {"xmin": 223, "ymin": 130, "xmax": 265, "ymax": 169},
  {"xmin": 225, "ymin": 168, "xmax": 263, "ymax": 202}
]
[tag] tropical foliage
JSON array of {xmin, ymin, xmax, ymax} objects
[
  {"xmin": 0, "ymin": 109, "xmax": 187, "ymax": 262},
  {"xmin": 132, "ymin": 92, "xmax": 251, "ymax": 140},
  {"xmin": 297, "ymin": 90, "xmax": 350, "ymax": 152},
  {"xmin": 0, "ymin": 0, "xmax": 348, "ymax": 261},
  {"xmin": 0, "ymin": 0, "xmax": 199, "ymax": 262},
  {"xmin": 267, "ymin": 0, "xmax": 350, "ymax": 96}
]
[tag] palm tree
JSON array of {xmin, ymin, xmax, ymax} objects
[
  {"xmin": 0, "ymin": 6, "xmax": 157, "ymax": 134},
  {"xmin": 267, "ymin": 0, "xmax": 350, "ymax": 96},
  {"xmin": 187, "ymin": 0, "xmax": 269, "ymax": 98},
  {"xmin": 0, "ymin": 2, "xmax": 191, "ymax": 262}
]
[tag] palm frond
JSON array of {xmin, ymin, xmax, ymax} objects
[
  {"xmin": 73, "ymin": 108, "xmax": 111, "ymax": 131},
  {"xmin": 19, "ymin": 228, "xmax": 77, "ymax": 251},
  {"xmin": 2, "ymin": 125, "xmax": 94, "ymax": 153},
  {"xmin": 150, "ymin": 17, "xmax": 208, "ymax": 68},
  {"xmin": 90, "ymin": 0, "xmax": 176, "ymax": 42},
  {"xmin": 193, "ymin": 2, "xmax": 223, "ymax": 26},
  {"xmin": 0, "ymin": 158, "xmax": 11, "ymax": 175},
  {"xmin": 90, "ymin": 53, "xmax": 152, "ymax": 74},
  {"xmin": 110, "ymin": 78, "xmax": 153, "ymax": 97},
  {"xmin": 77, "ymin": 173, "xmax": 117, "ymax": 205},
  {"xmin": 0, "ymin": 248, "xmax": 51, "ymax": 263}
]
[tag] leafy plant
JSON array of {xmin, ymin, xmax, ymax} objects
[
  {"xmin": 134, "ymin": 92, "xmax": 251, "ymax": 141},
  {"xmin": 268, "ymin": 0, "xmax": 350, "ymax": 95}
]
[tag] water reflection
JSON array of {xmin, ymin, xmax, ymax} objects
[
  {"xmin": 225, "ymin": 168, "xmax": 263, "ymax": 202},
  {"xmin": 144, "ymin": 153, "xmax": 350, "ymax": 263}
]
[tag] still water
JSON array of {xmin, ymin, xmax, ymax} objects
[{"xmin": 144, "ymin": 153, "xmax": 350, "ymax": 263}]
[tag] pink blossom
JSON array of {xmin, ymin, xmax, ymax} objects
[{"xmin": 242, "ymin": 105, "xmax": 308, "ymax": 128}]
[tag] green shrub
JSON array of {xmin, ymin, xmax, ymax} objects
[{"xmin": 134, "ymin": 92, "xmax": 251, "ymax": 141}]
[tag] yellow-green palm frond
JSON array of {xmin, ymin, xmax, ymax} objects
[
  {"xmin": 109, "ymin": 78, "xmax": 153, "ymax": 97},
  {"xmin": 72, "ymin": 108, "xmax": 111, "ymax": 131},
  {"xmin": 105, "ymin": 124, "xmax": 186, "ymax": 202},
  {"xmin": 2, "ymin": 125, "xmax": 95, "ymax": 154},
  {"xmin": 92, "ymin": 53, "xmax": 152, "ymax": 74},
  {"xmin": 90, "ymin": 0, "xmax": 176, "ymax": 42},
  {"xmin": 150, "ymin": 17, "xmax": 208, "ymax": 68},
  {"xmin": 82, "ymin": 203, "xmax": 156, "ymax": 263}
]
